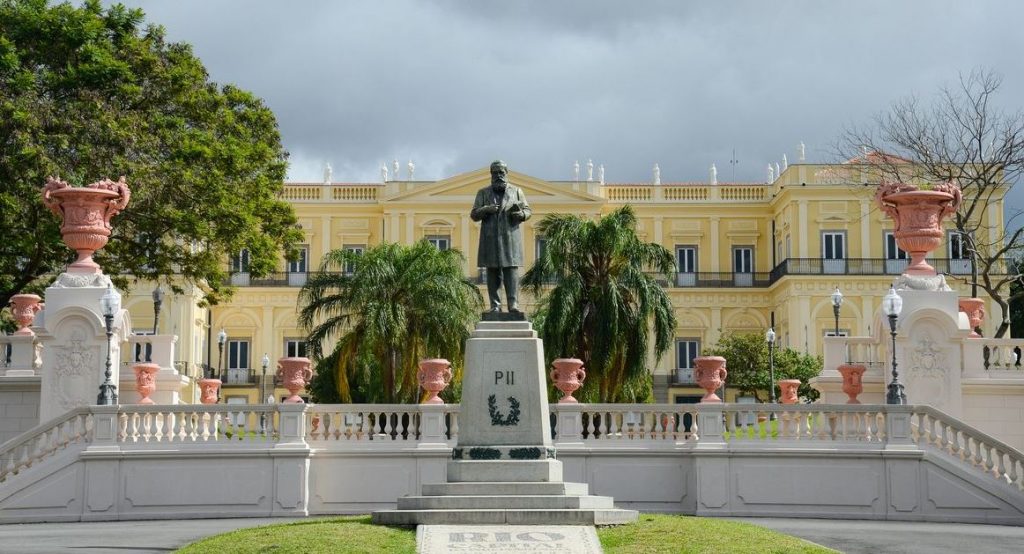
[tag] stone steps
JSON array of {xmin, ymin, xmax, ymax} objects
[
  {"xmin": 397, "ymin": 494, "xmax": 615, "ymax": 510},
  {"xmin": 447, "ymin": 460, "xmax": 563, "ymax": 482},
  {"xmin": 421, "ymin": 481, "xmax": 590, "ymax": 496},
  {"xmin": 371, "ymin": 508, "xmax": 639, "ymax": 526}
]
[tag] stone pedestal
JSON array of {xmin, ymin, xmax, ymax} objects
[
  {"xmin": 36, "ymin": 273, "xmax": 130, "ymax": 421},
  {"xmin": 119, "ymin": 334, "xmax": 188, "ymax": 404},
  {"xmin": 373, "ymin": 321, "xmax": 637, "ymax": 526},
  {"xmin": 2, "ymin": 334, "xmax": 39, "ymax": 377}
]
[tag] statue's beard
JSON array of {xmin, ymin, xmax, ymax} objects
[{"xmin": 491, "ymin": 181, "xmax": 507, "ymax": 193}]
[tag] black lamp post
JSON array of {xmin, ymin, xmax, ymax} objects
[
  {"xmin": 260, "ymin": 352, "xmax": 270, "ymax": 433},
  {"xmin": 883, "ymin": 286, "xmax": 907, "ymax": 405},
  {"xmin": 766, "ymin": 327, "xmax": 777, "ymax": 420},
  {"xmin": 97, "ymin": 284, "xmax": 121, "ymax": 405},
  {"xmin": 831, "ymin": 286, "xmax": 844, "ymax": 336},
  {"xmin": 217, "ymin": 328, "xmax": 227, "ymax": 381},
  {"xmin": 152, "ymin": 285, "xmax": 164, "ymax": 335}
]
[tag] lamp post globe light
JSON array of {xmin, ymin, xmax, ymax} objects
[
  {"xmin": 97, "ymin": 284, "xmax": 121, "ymax": 405},
  {"xmin": 151, "ymin": 285, "xmax": 164, "ymax": 335},
  {"xmin": 217, "ymin": 328, "xmax": 227, "ymax": 381},
  {"xmin": 831, "ymin": 286, "xmax": 844, "ymax": 336},
  {"xmin": 883, "ymin": 286, "xmax": 907, "ymax": 405}
]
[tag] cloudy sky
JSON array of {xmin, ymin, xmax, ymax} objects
[{"xmin": 111, "ymin": 1, "xmax": 1023, "ymax": 207}]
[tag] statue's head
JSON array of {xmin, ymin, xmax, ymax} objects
[{"xmin": 490, "ymin": 160, "xmax": 509, "ymax": 191}]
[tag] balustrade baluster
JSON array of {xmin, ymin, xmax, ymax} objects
[{"xmin": 450, "ymin": 411, "xmax": 459, "ymax": 441}]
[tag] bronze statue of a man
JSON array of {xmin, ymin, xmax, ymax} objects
[{"xmin": 471, "ymin": 160, "xmax": 532, "ymax": 314}]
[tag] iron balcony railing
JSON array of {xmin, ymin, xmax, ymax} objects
[{"xmin": 225, "ymin": 258, "xmax": 982, "ymax": 289}]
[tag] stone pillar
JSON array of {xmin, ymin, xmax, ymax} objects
[
  {"xmin": 118, "ymin": 334, "xmax": 189, "ymax": 404},
  {"xmin": 3, "ymin": 335, "xmax": 39, "ymax": 377},
  {"xmin": 37, "ymin": 273, "xmax": 131, "ymax": 421},
  {"xmin": 893, "ymin": 290, "xmax": 967, "ymax": 418},
  {"xmin": 271, "ymin": 403, "xmax": 310, "ymax": 516}
]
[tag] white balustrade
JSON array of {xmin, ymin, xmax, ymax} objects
[
  {"xmin": 0, "ymin": 408, "xmax": 92, "ymax": 484},
  {"xmin": 556, "ymin": 404, "xmax": 699, "ymax": 444},
  {"xmin": 720, "ymin": 404, "xmax": 886, "ymax": 443},
  {"xmin": 117, "ymin": 405, "xmax": 277, "ymax": 444},
  {"xmin": 305, "ymin": 404, "xmax": 459, "ymax": 443}
]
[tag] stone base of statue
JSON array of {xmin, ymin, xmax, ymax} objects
[{"xmin": 372, "ymin": 321, "xmax": 637, "ymax": 526}]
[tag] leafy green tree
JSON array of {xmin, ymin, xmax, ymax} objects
[
  {"xmin": 299, "ymin": 241, "xmax": 482, "ymax": 403},
  {"xmin": 703, "ymin": 332, "xmax": 822, "ymax": 403},
  {"xmin": 522, "ymin": 205, "xmax": 676, "ymax": 403},
  {"xmin": 0, "ymin": 0, "xmax": 301, "ymax": 308}
]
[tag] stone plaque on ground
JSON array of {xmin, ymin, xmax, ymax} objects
[{"xmin": 417, "ymin": 525, "xmax": 603, "ymax": 554}]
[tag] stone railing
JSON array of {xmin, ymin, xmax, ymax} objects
[
  {"xmin": 305, "ymin": 404, "xmax": 459, "ymax": 443},
  {"xmin": 912, "ymin": 405, "xmax": 1024, "ymax": 493},
  {"xmin": 118, "ymin": 404, "xmax": 278, "ymax": 444},
  {"xmin": 964, "ymin": 338, "xmax": 1024, "ymax": 372},
  {"xmin": 280, "ymin": 184, "xmax": 382, "ymax": 203},
  {"xmin": 601, "ymin": 184, "xmax": 768, "ymax": 203},
  {"xmin": 0, "ymin": 407, "xmax": 92, "ymax": 484}
]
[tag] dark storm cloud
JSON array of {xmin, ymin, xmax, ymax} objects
[{"xmin": 108, "ymin": 1, "xmax": 1024, "ymax": 212}]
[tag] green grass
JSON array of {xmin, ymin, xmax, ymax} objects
[{"xmin": 176, "ymin": 514, "xmax": 836, "ymax": 554}]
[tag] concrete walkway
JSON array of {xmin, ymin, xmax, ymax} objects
[{"xmin": 0, "ymin": 517, "xmax": 1022, "ymax": 553}]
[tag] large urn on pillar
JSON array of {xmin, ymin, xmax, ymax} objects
[
  {"xmin": 875, "ymin": 181, "xmax": 961, "ymax": 276},
  {"xmin": 42, "ymin": 176, "xmax": 131, "ymax": 274},
  {"xmin": 778, "ymin": 379, "xmax": 801, "ymax": 404},
  {"xmin": 132, "ymin": 362, "xmax": 160, "ymax": 405},
  {"xmin": 277, "ymin": 357, "xmax": 313, "ymax": 403},
  {"xmin": 9, "ymin": 294, "xmax": 43, "ymax": 336},
  {"xmin": 198, "ymin": 378, "xmax": 221, "ymax": 404},
  {"xmin": 694, "ymin": 356, "xmax": 727, "ymax": 403},
  {"xmin": 958, "ymin": 298, "xmax": 986, "ymax": 337},
  {"xmin": 837, "ymin": 363, "xmax": 867, "ymax": 404},
  {"xmin": 418, "ymin": 358, "xmax": 453, "ymax": 404},
  {"xmin": 550, "ymin": 358, "xmax": 587, "ymax": 404}
]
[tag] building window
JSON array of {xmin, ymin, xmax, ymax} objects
[
  {"xmin": 426, "ymin": 235, "xmax": 450, "ymax": 251},
  {"xmin": 285, "ymin": 338, "xmax": 307, "ymax": 358},
  {"xmin": 535, "ymin": 237, "xmax": 547, "ymax": 261},
  {"xmin": 230, "ymin": 249, "xmax": 250, "ymax": 273},
  {"xmin": 343, "ymin": 245, "xmax": 365, "ymax": 275},
  {"xmin": 884, "ymin": 231, "xmax": 908, "ymax": 274},
  {"xmin": 821, "ymin": 231, "xmax": 846, "ymax": 274},
  {"xmin": 227, "ymin": 339, "xmax": 250, "ymax": 384},
  {"xmin": 287, "ymin": 245, "xmax": 308, "ymax": 274},
  {"xmin": 948, "ymin": 231, "xmax": 971, "ymax": 275},
  {"xmin": 675, "ymin": 339, "xmax": 700, "ymax": 384},
  {"xmin": 675, "ymin": 246, "xmax": 697, "ymax": 287},
  {"xmin": 733, "ymin": 246, "xmax": 753, "ymax": 286}
]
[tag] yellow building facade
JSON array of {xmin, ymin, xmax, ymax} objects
[{"xmin": 121, "ymin": 161, "xmax": 1004, "ymax": 404}]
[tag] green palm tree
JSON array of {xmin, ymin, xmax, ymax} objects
[
  {"xmin": 522, "ymin": 205, "xmax": 676, "ymax": 402},
  {"xmin": 298, "ymin": 241, "xmax": 482, "ymax": 403}
]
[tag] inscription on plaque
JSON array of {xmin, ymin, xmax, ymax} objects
[{"xmin": 418, "ymin": 525, "xmax": 602, "ymax": 554}]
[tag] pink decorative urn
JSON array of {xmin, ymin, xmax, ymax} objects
[
  {"xmin": 9, "ymin": 294, "xmax": 43, "ymax": 336},
  {"xmin": 837, "ymin": 363, "xmax": 867, "ymax": 404},
  {"xmin": 198, "ymin": 378, "xmax": 221, "ymax": 404},
  {"xmin": 875, "ymin": 181, "xmax": 961, "ymax": 276},
  {"xmin": 277, "ymin": 357, "xmax": 313, "ymax": 403},
  {"xmin": 133, "ymin": 362, "xmax": 160, "ymax": 405},
  {"xmin": 958, "ymin": 298, "xmax": 986, "ymax": 338},
  {"xmin": 41, "ymin": 176, "xmax": 131, "ymax": 273},
  {"xmin": 778, "ymin": 379, "xmax": 801, "ymax": 405},
  {"xmin": 694, "ymin": 356, "xmax": 727, "ymax": 403},
  {"xmin": 550, "ymin": 358, "xmax": 587, "ymax": 404},
  {"xmin": 417, "ymin": 358, "xmax": 453, "ymax": 404}
]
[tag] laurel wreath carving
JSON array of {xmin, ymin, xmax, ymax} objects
[{"xmin": 487, "ymin": 394, "xmax": 521, "ymax": 426}]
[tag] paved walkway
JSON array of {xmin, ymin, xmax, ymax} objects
[{"xmin": 0, "ymin": 517, "xmax": 1022, "ymax": 553}]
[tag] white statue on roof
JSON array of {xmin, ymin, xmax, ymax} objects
[
  {"xmin": 324, "ymin": 163, "xmax": 332, "ymax": 184},
  {"xmin": 710, "ymin": 163, "xmax": 717, "ymax": 185},
  {"xmin": 767, "ymin": 163, "xmax": 775, "ymax": 183},
  {"xmin": 782, "ymin": 154, "xmax": 788, "ymax": 171},
  {"xmin": 798, "ymin": 141, "xmax": 806, "ymax": 161},
  {"xmin": 653, "ymin": 163, "xmax": 661, "ymax": 185},
  {"xmin": 573, "ymin": 160, "xmax": 580, "ymax": 182},
  {"xmin": 598, "ymin": 164, "xmax": 605, "ymax": 185},
  {"xmin": 407, "ymin": 159, "xmax": 415, "ymax": 180},
  {"xmin": 393, "ymin": 159, "xmax": 400, "ymax": 180},
  {"xmin": 775, "ymin": 162, "xmax": 781, "ymax": 179},
  {"xmin": 587, "ymin": 159, "xmax": 594, "ymax": 182},
  {"xmin": 381, "ymin": 164, "xmax": 388, "ymax": 182}
]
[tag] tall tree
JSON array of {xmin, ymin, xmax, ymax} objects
[
  {"xmin": 299, "ymin": 241, "xmax": 482, "ymax": 403},
  {"xmin": 522, "ymin": 205, "xmax": 676, "ymax": 403},
  {"xmin": 838, "ymin": 69, "xmax": 1024, "ymax": 337},
  {"xmin": 0, "ymin": 0, "xmax": 302, "ymax": 308},
  {"xmin": 703, "ymin": 332, "xmax": 822, "ymax": 403}
]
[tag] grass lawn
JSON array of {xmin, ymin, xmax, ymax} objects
[{"xmin": 176, "ymin": 514, "xmax": 836, "ymax": 554}]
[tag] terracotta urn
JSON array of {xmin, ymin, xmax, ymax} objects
[
  {"xmin": 133, "ymin": 362, "xmax": 160, "ymax": 405},
  {"xmin": 694, "ymin": 356, "xmax": 727, "ymax": 403},
  {"xmin": 778, "ymin": 379, "xmax": 801, "ymax": 405},
  {"xmin": 198, "ymin": 378, "xmax": 221, "ymax": 404},
  {"xmin": 958, "ymin": 298, "xmax": 986, "ymax": 338},
  {"xmin": 9, "ymin": 294, "xmax": 43, "ymax": 336},
  {"xmin": 417, "ymin": 358, "xmax": 453, "ymax": 404},
  {"xmin": 41, "ymin": 176, "xmax": 131, "ymax": 274},
  {"xmin": 550, "ymin": 358, "xmax": 587, "ymax": 404},
  {"xmin": 837, "ymin": 363, "xmax": 867, "ymax": 404},
  {"xmin": 277, "ymin": 357, "xmax": 313, "ymax": 403},
  {"xmin": 875, "ymin": 181, "xmax": 961, "ymax": 276}
]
